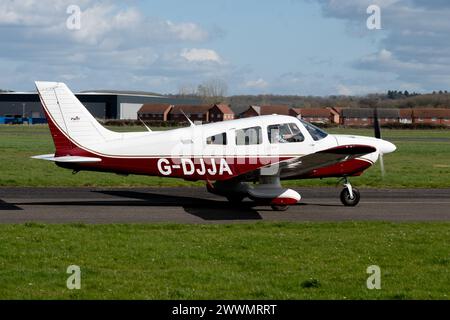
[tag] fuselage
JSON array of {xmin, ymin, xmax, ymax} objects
[
  {"xmin": 52, "ymin": 114, "xmax": 396, "ymax": 181},
  {"xmin": 34, "ymin": 81, "xmax": 397, "ymax": 209}
]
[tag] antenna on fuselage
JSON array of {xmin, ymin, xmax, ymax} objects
[
  {"xmin": 180, "ymin": 109, "xmax": 195, "ymax": 127},
  {"xmin": 137, "ymin": 115, "xmax": 152, "ymax": 132}
]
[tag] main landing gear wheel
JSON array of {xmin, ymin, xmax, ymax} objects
[
  {"xmin": 271, "ymin": 205, "xmax": 289, "ymax": 211},
  {"xmin": 340, "ymin": 187, "xmax": 360, "ymax": 206},
  {"xmin": 226, "ymin": 195, "xmax": 245, "ymax": 204}
]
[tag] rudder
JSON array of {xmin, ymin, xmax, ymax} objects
[{"xmin": 35, "ymin": 81, "xmax": 118, "ymax": 155}]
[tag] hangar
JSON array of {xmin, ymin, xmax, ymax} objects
[{"xmin": 0, "ymin": 90, "xmax": 200, "ymax": 122}]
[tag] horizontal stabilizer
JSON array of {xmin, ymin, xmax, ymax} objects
[{"xmin": 31, "ymin": 154, "xmax": 101, "ymax": 163}]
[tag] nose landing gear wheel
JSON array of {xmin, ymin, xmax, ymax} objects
[{"xmin": 340, "ymin": 187, "xmax": 360, "ymax": 206}]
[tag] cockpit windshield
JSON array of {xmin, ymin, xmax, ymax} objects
[{"xmin": 299, "ymin": 119, "xmax": 328, "ymax": 141}]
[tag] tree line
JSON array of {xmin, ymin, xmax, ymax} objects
[{"xmin": 172, "ymin": 86, "xmax": 450, "ymax": 110}]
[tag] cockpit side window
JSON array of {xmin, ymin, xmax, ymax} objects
[
  {"xmin": 267, "ymin": 123, "xmax": 305, "ymax": 143},
  {"xmin": 235, "ymin": 126, "xmax": 262, "ymax": 145},
  {"xmin": 206, "ymin": 132, "xmax": 227, "ymax": 145},
  {"xmin": 299, "ymin": 119, "xmax": 328, "ymax": 141}
]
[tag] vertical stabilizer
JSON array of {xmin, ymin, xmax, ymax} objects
[{"xmin": 35, "ymin": 81, "xmax": 119, "ymax": 155}]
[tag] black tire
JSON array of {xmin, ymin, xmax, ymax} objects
[
  {"xmin": 226, "ymin": 195, "xmax": 245, "ymax": 204},
  {"xmin": 340, "ymin": 187, "xmax": 360, "ymax": 206},
  {"xmin": 271, "ymin": 205, "xmax": 289, "ymax": 211}
]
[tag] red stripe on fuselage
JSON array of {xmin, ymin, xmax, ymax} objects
[
  {"xmin": 58, "ymin": 155, "xmax": 373, "ymax": 181},
  {"xmin": 42, "ymin": 108, "xmax": 75, "ymax": 156},
  {"xmin": 295, "ymin": 158, "xmax": 373, "ymax": 179},
  {"xmin": 57, "ymin": 156, "xmax": 292, "ymax": 181}
]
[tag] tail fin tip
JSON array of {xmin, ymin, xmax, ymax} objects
[{"xmin": 35, "ymin": 80, "xmax": 118, "ymax": 152}]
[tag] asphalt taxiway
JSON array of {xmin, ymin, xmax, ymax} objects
[{"xmin": 0, "ymin": 187, "xmax": 449, "ymax": 223}]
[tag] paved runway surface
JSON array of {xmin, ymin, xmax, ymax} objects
[{"xmin": 0, "ymin": 187, "xmax": 449, "ymax": 223}]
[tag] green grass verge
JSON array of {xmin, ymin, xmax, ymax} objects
[
  {"xmin": 0, "ymin": 125, "xmax": 449, "ymax": 188},
  {"xmin": 0, "ymin": 222, "xmax": 448, "ymax": 299}
]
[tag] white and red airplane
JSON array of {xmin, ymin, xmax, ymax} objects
[{"xmin": 32, "ymin": 81, "xmax": 396, "ymax": 211}]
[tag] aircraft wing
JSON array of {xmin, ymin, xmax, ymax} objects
[{"xmin": 276, "ymin": 144, "xmax": 377, "ymax": 179}]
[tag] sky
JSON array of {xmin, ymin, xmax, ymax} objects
[{"xmin": 0, "ymin": 0, "xmax": 449, "ymax": 96}]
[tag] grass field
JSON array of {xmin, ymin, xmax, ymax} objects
[
  {"xmin": 0, "ymin": 125, "xmax": 449, "ymax": 188},
  {"xmin": 0, "ymin": 222, "xmax": 448, "ymax": 299}
]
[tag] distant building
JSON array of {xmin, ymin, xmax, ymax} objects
[
  {"xmin": 399, "ymin": 108, "xmax": 413, "ymax": 124},
  {"xmin": 289, "ymin": 108, "xmax": 301, "ymax": 118},
  {"xmin": 340, "ymin": 108, "xmax": 371, "ymax": 126},
  {"xmin": 240, "ymin": 105, "xmax": 290, "ymax": 118},
  {"xmin": 341, "ymin": 108, "xmax": 400, "ymax": 126},
  {"xmin": 412, "ymin": 108, "xmax": 450, "ymax": 126},
  {"xmin": 209, "ymin": 104, "xmax": 235, "ymax": 122},
  {"xmin": 289, "ymin": 107, "xmax": 340, "ymax": 124},
  {"xmin": 376, "ymin": 108, "xmax": 400, "ymax": 125},
  {"xmin": 330, "ymin": 107, "xmax": 341, "ymax": 124},
  {"xmin": 168, "ymin": 105, "xmax": 211, "ymax": 123},
  {"xmin": 137, "ymin": 104, "xmax": 173, "ymax": 121},
  {"xmin": 0, "ymin": 91, "xmax": 200, "ymax": 122}
]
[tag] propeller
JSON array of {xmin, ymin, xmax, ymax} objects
[{"xmin": 373, "ymin": 107, "xmax": 385, "ymax": 177}]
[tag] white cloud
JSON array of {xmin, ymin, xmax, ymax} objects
[
  {"xmin": 378, "ymin": 49, "xmax": 392, "ymax": 61},
  {"xmin": 0, "ymin": 0, "xmax": 225, "ymax": 93},
  {"xmin": 244, "ymin": 78, "xmax": 269, "ymax": 89},
  {"xmin": 336, "ymin": 84, "xmax": 381, "ymax": 96},
  {"xmin": 19, "ymin": 3, "xmax": 210, "ymax": 48},
  {"xmin": 167, "ymin": 21, "xmax": 209, "ymax": 42},
  {"xmin": 336, "ymin": 84, "xmax": 352, "ymax": 96},
  {"xmin": 356, "ymin": 48, "xmax": 450, "ymax": 77},
  {"xmin": 0, "ymin": 0, "xmax": 80, "ymax": 26},
  {"xmin": 180, "ymin": 48, "xmax": 222, "ymax": 63},
  {"xmin": 313, "ymin": 0, "xmax": 450, "ymax": 91}
]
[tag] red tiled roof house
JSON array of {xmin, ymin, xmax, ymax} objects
[
  {"xmin": 168, "ymin": 105, "xmax": 211, "ymax": 123},
  {"xmin": 412, "ymin": 108, "xmax": 450, "ymax": 126},
  {"xmin": 289, "ymin": 107, "xmax": 340, "ymax": 124},
  {"xmin": 209, "ymin": 104, "xmax": 235, "ymax": 122},
  {"xmin": 137, "ymin": 104, "xmax": 173, "ymax": 121},
  {"xmin": 240, "ymin": 105, "xmax": 291, "ymax": 118}
]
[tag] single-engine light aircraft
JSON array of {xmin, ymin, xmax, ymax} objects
[{"xmin": 32, "ymin": 81, "xmax": 396, "ymax": 211}]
